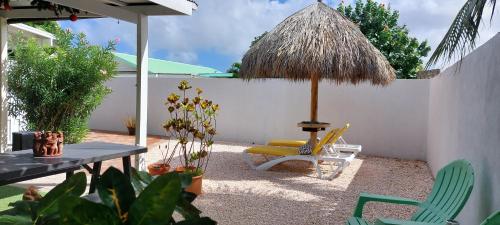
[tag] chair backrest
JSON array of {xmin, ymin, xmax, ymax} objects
[
  {"xmin": 410, "ymin": 160, "xmax": 474, "ymax": 223},
  {"xmin": 480, "ymin": 211, "xmax": 500, "ymax": 225},
  {"xmin": 311, "ymin": 123, "xmax": 350, "ymax": 155},
  {"xmin": 310, "ymin": 128, "xmax": 338, "ymax": 156}
]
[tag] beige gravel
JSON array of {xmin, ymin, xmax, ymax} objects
[
  {"xmin": 14, "ymin": 141, "xmax": 434, "ymax": 225},
  {"xmin": 149, "ymin": 141, "xmax": 434, "ymax": 225}
]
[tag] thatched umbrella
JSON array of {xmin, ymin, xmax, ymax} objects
[{"xmin": 240, "ymin": 1, "xmax": 396, "ymax": 146}]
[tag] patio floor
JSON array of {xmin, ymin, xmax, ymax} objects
[{"xmin": 10, "ymin": 131, "xmax": 434, "ymax": 225}]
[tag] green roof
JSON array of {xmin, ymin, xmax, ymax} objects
[
  {"xmin": 199, "ymin": 73, "xmax": 235, "ymax": 78},
  {"xmin": 114, "ymin": 52, "xmax": 221, "ymax": 75}
]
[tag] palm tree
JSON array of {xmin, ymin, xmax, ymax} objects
[{"xmin": 427, "ymin": 0, "xmax": 497, "ymax": 66}]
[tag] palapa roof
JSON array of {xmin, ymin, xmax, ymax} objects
[{"xmin": 240, "ymin": 2, "xmax": 396, "ymax": 85}]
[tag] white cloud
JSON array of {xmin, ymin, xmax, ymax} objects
[
  {"xmin": 167, "ymin": 51, "xmax": 198, "ymax": 63},
  {"xmin": 147, "ymin": 0, "xmax": 310, "ymax": 62}
]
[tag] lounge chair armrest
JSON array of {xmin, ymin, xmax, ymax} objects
[
  {"xmin": 374, "ymin": 218, "xmax": 443, "ymax": 225},
  {"xmin": 353, "ymin": 192, "xmax": 422, "ymax": 218}
]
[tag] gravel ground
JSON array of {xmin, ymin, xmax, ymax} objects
[
  {"xmin": 147, "ymin": 141, "xmax": 434, "ymax": 225},
  {"xmin": 12, "ymin": 140, "xmax": 433, "ymax": 225}
]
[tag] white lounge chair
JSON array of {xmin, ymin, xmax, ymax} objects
[{"xmin": 243, "ymin": 124, "xmax": 361, "ymax": 179}]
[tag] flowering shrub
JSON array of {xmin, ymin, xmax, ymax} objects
[{"xmin": 163, "ymin": 80, "xmax": 219, "ymax": 176}]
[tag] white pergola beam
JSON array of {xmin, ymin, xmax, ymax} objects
[
  {"xmin": 135, "ymin": 14, "xmax": 148, "ymax": 170},
  {"xmin": 0, "ymin": 9, "xmax": 100, "ymax": 21},
  {"xmin": 148, "ymin": 0, "xmax": 194, "ymax": 15},
  {"xmin": 0, "ymin": 18, "xmax": 7, "ymax": 153},
  {"xmin": 47, "ymin": 0, "xmax": 138, "ymax": 23}
]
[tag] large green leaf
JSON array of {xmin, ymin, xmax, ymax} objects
[
  {"xmin": 7, "ymin": 200, "xmax": 39, "ymax": 220},
  {"xmin": 174, "ymin": 217, "xmax": 217, "ymax": 225},
  {"xmin": 36, "ymin": 172, "xmax": 86, "ymax": 219},
  {"xmin": 175, "ymin": 197, "xmax": 201, "ymax": 220},
  {"xmin": 130, "ymin": 167, "xmax": 152, "ymax": 193},
  {"xmin": 97, "ymin": 167, "xmax": 136, "ymax": 219},
  {"xmin": 59, "ymin": 196, "xmax": 121, "ymax": 225},
  {"xmin": 128, "ymin": 173, "xmax": 182, "ymax": 225},
  {"xmin": 178, "ymin": 174, "xmax": 192, "ymax": 189},
  {"xmin": 181, "ymin": 192, "xmax": 197, "ymax": 204},
  {"xmin": 0, "ymin": 215, "xmax": 32, "ymax": 225}
]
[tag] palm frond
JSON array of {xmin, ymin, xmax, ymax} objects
[{"xmin": 427, "ymin": 0, "xmax": 495, "ymax": 67}]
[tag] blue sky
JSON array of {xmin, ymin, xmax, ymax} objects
[{"xmin": 59, "ymin": 0, "xmax": 499, "ymax": 72}]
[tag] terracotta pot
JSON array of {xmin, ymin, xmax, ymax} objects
[
  {"xmin": 127, "ymin": 127, "xmax": 135, "ymax": 136},
  {"xmin": 147, "ymin": 163, "xmax": 170, "ymax": 176},
  {"xmin": 185, "ymin": 175, "xmax": 203, "ymax": 195},
  {"xmin": 32, "ymin": 131, "xmax": 64, "ymax": 157},
  {"xmin": 175, "ymin": 166, "xmax": 203, "ymax": 195},
  {"xmin": 174, "ymin": 166, "xmax": 186, "ymax": 173}
]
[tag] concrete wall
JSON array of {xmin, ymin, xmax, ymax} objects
[
  {"xmin": 426, "ymin": 33, "xmax": 500, "ymax": 224},
  {"xmin": 427, "ymin": 34, "xmax": 500, "ymax": 224},
  {"xmin": 90, "ymin": 78, "xmax": 430, "ymax": 160}
]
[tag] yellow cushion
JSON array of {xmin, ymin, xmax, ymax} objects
[
  {"xmin": 267, "ymin": 139, "xmax": 307, "ymax": 147},
  {"xmin": 246, "ymin": 146, "xmax": 299, "ymax": 156}
]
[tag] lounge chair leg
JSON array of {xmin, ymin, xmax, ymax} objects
[
  {"xmin": 242, "ymin": 150, "xmax": 257, "ymax": 169},
  {"xmin": 313, "ymin": 159, "xmax": 322, "ymax": 179}
]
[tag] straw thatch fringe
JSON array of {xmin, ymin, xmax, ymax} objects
[{"xmin": 240, "ymin": 2, "xmax": 396, "ymax": 85}]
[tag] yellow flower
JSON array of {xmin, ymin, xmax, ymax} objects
[
  {"xmin": 167, "ymin": 93, "xmax": 180, "ymax": 104},
  {"xmin": 178, "ymin": 80, "xmax": 192, "ymax": 90},
  {"xmin": 207, "ymin": 127, "xmax": 216, "ymax": 135},
  {"xmin": 186, "ymin": 103, "xmax": 195, "ymax": 112},
  {"xmin": 200, "ymin": 100, "xmax": 208, "ymax": 109},
  {"xmin": 196, "ymin": 88, "xmax": 203, "ymax": 95},
  {"xmin": 211, "ymin": 104, "xmax": 219, "ymax": 112},
  {"xmin": 193, "ymin": 96, "xmax": 201, "ymax": 105}
]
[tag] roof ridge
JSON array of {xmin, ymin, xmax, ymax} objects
[
  {"xmin": 113, "ymin": 52, "xmax": 223, "ymax": 75},
  {"xmin": 114, "ymin": 52, "xmax": 219, "ymax": 71}
]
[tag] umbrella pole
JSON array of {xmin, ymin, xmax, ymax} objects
[{"xmin": 310, "ymin": 73, "xmax": 319, "ymax": 147}]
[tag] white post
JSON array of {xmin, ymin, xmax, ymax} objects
[
  {"xmin": 0, "ymin": 18, "xmax": 8, "ymax": 153},
  {"xmin": 135, "ymin": 14, "xmax": 148, "ymax": 170}
]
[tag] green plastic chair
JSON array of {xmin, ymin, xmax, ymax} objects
[
  {"xmin": 480, "ymin": 211, "xmax": 500, "ymax": 225},
  {"xmin": 346, "ymin": 160, "xmax": 474, "ymax": 225},
  {"xmin": 369, "ymin": 210, "xmax": 500, "ymax": 225}
]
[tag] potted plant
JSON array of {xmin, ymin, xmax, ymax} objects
[
  {"xmin": 123, "ymin": 117, "xmax": 136, "ymax": 135},
  {"xmin": 0, "ymin": 167, "xmax": 216, "ymax": 224},
  {"xmin": 163, "ymin": 80, "xmax": 219, "ymax": 195},
  {"xmin": 147, "ymin": 144, "xmax": 175, "ymax": 176}
]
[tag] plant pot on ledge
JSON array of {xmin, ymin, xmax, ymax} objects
[
  {"xmin": 32, "ymin": 131, "xmax": 64, "ymax": 157},
  {"xmin": 127, "ymin": 127, "xmax": 135, "ymax": 136}
]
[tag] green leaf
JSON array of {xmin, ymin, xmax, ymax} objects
[
  {"xmin": 97, "ymin": 167, "xmax": 136, "ymax": 220},
  {"xmin": 36, "ymin": 172, "xmax": 86, "ymax": 219},
  {"xmin": 128, "ymin": 173, "xmax": 182, "ymax": 225},
  {"xmin": 0, "ymin": 215, "xmax": 32, "ymax": 225},
  {"xmin": 175, "ymin": 197, "xmax": 201, "ymax": 220},
  {"xmin": 130, "ymin": 167, "xmax": 153, "ymax": 193},
  {"xmin": 7, "ymin": 201, "xmax": 39, "ymax": 220},
  {"xmin": 174, "ymin": 217, "xmax": 217, "ymax": 225},
  {"xmin": 181, "ymin": 192, "xmax": 197, "ymax": 204},
  {"xmin": 59, "ymin": 196, "xmax": 121, "ymax": 225},
  {"xmin": 178, "ymin": 173, "xmax": 192, "ymax": 189}
]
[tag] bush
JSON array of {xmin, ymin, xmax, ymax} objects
[
  {"xmin": 7, "ymin": 30, "xmax": 117, "ymax": 143},
  {"xmin": 0, "ymin": 167, "xmax": 216, "ymax": 224}
]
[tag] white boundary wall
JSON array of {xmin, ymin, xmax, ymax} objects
[
  {"xmin": 427, "ymin": 33, "xmax": 500, "ymax": 224},
  {"xmin": 90, "ymin": 78, "xmax": 430, "ymax": 160}
]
